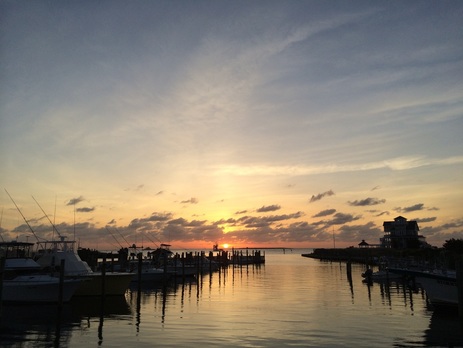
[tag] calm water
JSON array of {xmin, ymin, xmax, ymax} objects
[{"xmin": 1, "ymin": 249, "xmax": 463, "ymax": 347}]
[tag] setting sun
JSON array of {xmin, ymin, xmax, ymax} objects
[{"xmin": 222, "ymin": 243, "xmax": 229, "ymax": 249}]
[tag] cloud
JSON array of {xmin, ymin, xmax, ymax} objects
[
  {"xmin": 155, "ymin": 191, "xmax": 164, "ymax": 196},
  {"xmin": 180, "ymin": 197, "xmax": 199, "ymax": 204},
  {"xmin": 309, "ymin": 190, "xmax": 335, "ymax": 203},
  {"xmin": 323, "ymin": 212, "xmax": 362, "ymax": 226},
  {"xmin": 348, "ymin": 197, "xmax": 386, "ymax": 206},
  {"xmin": 234, "ymin": 212, "xmax": 304, "ymax": 228},
  {"xmin": 67, "ymin": 196, "xmax": 84, "ymax": 206},
  {"xmin": 235, "ymin": 210, "xmax": 248, "ymax": 215},
  {"xmin": 256, "ymin": 204, "xmax": 281, "ymax": 213},
  {"xmin": 414, "ymin": 217, "xmax": 437, "ymax": 223},
  {"xmin": 396, "ymin": 203, "xmax": 425, "ymax": 213},
  {"xmin": 124, "ymin": 185, "xmax": 145, "ymax": 192},
  {"xmin": 213, "ymin": 156, "xmax": 463, "ymax": 177},
  {"xmin": 76, "ymin": 207, "xmax": 95, "ymax": 213},
  {"xmin": 313, "ymin": 209, "xmax": 336, "ymax": 218},
  {"xmin": 335, "ymin": 221, "xmax": 383, "ymax": 244}
]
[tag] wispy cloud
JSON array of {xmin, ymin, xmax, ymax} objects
[
  {"xmin": 213, "ymin": 156, "xmax": 463, "ymax": 177},
  {"xmin": 395, "ymin": 204, "xmax": 425, "ymax": 213},
  {"xmin": 256, "ymin": 205, "xmax": 281, "ymax": 213},
  {"xmin": 310, "ymin": 190, "xmax": 335, "ymax": 203},
  {"xmin": 313, "ymin": 209, "xmax": 336, "ymax": 218},
  {"xmin": 67, "ymin": 196, "xmax": 84, "ymax": 206},
  {"xmin": 348, "ymin": 198, "xmax": 386, "ymax": 207},
  {"xmin": 76, "ymin": 207, "xmax": 95, "ymax": 213},
  {"xmin": 180, "ymin": 197, "xmax": 199, "ymax": 204}
]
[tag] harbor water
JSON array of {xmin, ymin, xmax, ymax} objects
[{"xmin": 1, "ymin": 249, "xmax": 463, "ymax": 347}]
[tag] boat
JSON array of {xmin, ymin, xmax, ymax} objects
[
  {"xmin": 143, "ymin": 244, "xmax": 198, "ymax": 277},
  {"xmin": 388, "ymin": 267, "xmax": 457, "ymax": 306},
  {"xmin": 128, "ymin": 259, "xmax": 173, "ymax": 283},
  {"xmin": 0, "ymin": 241, "xmax": 82, "ymax": 303},
  {"xmin": 34, "ymin": 238, "xmax": 133, "ymax": 296},
  {"xmin": 361, "ymin": 268, "xmax": 403, "ymax": 282}
]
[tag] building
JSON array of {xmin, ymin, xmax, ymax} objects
[{"xmin": 380, "ymin": 216, "xmax": 428, "ymax": 249}]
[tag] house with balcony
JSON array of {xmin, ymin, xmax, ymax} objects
[{"xmin": 380, "ymin": 216, "xmax": 428, "ymax": 249}]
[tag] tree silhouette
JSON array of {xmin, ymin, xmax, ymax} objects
[{"xmin": 443, "ymin": 238, "xmax": 463, "ymax": 254}]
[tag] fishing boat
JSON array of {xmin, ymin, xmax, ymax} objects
[
  {"xmin": 1, "ymin": 241, "xmax": 82, "ymax": 303},
  {"xmin": 145, "ymin": 244, "xmax": 198, "ymax": 276},
  {"xmin": 362, "ymin": 268, "xmax": 403, "ymax": 282},
  {"xmin": 388, "ymin": 267, "xmax": 457, "ymax": 305},
  {"xmin": 128, "ymin": 259, "xmax": 173, "ymax": 283},
  {"xmin": 34, "ymin": 238, "xmax": 133, "ymax": 296}
]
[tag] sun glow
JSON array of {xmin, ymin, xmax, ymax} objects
[{"xmin": 222, "ymin": 243, "xmax": 229, "ymax": 249}]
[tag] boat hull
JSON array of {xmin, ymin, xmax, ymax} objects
[
  {"xmin": 2, "ymin": 275, "xmax": 82, "ymax": 303},
  {"xmin": 389, "ymin": 268, "xmax": 457, "ymax": 305},
  {"xmin": 73, "ymin": 272, "xmax": 133, "ymax": 296},
  {"xmin": 416, "ymin": 275, "xmax": 457, "ymax": 305}
]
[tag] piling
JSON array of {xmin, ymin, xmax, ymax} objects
[
  {"xmin": 456, "ymin": 256, "xmax": 463, "ymax": 320},
  {"xmin": 137, "ymin": 253, "xmax": 142, "ymax": 289},
  {"xmin": 346, "ymin": 260, "xmax": 352, "ymax": 280},
  {"xmin": 101, "ymin": 257, "xmax": 106, "ymax": 299},
  {"xmin": 0, "ymin": 257, "xmax": 5, "ymax": 317},
  {"xmin": 58, "ymin": 259, "xmax": 65, "ymax": 307}
]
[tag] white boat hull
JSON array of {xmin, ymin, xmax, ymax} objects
[
  {"xmin": 415, "ymin": 275, "xmax": 457, "ymax": 305},
  {"xmin": 388, "ymin": 268, "xmax": 458, "ymax": 305},
  {"xmin": 2, "ymin": 275, "xmax": 82, "ymax": 303}
]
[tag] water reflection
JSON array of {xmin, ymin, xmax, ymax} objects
[
  {"xmin": 423, "ymin": 307, "xmax": 463, "ymax": 347},
  {"xmin": 0, "ymin": 294, "xmax": 131, "ymax": 347},
  {"xmin": 2, "ymin": 254, "xmax": 463, "ymax": 347},
  {"xmin": 0, "ymin": 302, "xmax": 77, "ymax": 347}
]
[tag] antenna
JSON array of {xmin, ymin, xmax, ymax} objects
[
  {"xmin": 4, "ymin": 189, "xmax": 39, "ymax": 242},
  {"xmin": 114, "ymin": 227, "xmax": 131, "ymax": 248},
  {"xmin": 31, "ymin": 195, "xmax": 63, "ymax": 239},
  {"xmin": 106, "ymin": 227, "xmax": 124, "ymax": 249},
  {"xmin": 0, "ymin": 207, "xmax": 4, "ymax": 242}
]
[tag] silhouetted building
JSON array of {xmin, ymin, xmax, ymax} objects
[
  {"xmin": 380, "ymin": 216, "xmax": 428, "ymax": 249},
  {"xmin": 358, "ymin": 239, "xmax": 369, "ymax": 248}
]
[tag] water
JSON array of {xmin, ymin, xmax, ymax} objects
[{"xmin": 1, "ymin": 249, "xmax": 463, "ymax": 347}]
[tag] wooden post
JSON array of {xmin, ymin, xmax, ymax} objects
[
  {"xmin": 101, "ymin": 257, "xmax": 106, "ymax": 298},
  {"xmin": 58, "ymin": 259, "xmax": 65, "ymax": 306},
  {"xmin": 347, "ymin": 260, "xmax": 352, "ymax": 280},
  {"xmin": 137, "ymin": 253, "xmax": 142, "ymax": 285},
  {"xmin": 0, "ymin": 257, "xmax": 5, "ymax": 317},
  {"xmin": 456, "ymin": 256, "xmax": 463, "ymax": 320}
]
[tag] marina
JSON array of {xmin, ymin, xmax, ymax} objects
[{"xmin": 1, "ymin": 249, "xmax": 463, "ymax": 347}]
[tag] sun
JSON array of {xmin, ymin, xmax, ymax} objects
[{"xmin": 222, "ymin": 243, "xmax": 229, "ymax": 249}]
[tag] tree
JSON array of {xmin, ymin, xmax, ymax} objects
[{"xmin": 443, "ymin": 238, "xmax": 463, "ymax": 254}]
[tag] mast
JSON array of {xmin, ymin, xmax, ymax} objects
[
  {"xmin": 0, "ymin": 207, "xmax": 4, "ymax": 242},
  {"xmin": 4, "ymin": 189, "xmax": 39, "ymax": 242},
  {"xmin": 31, "ymin": 195, "xmax": 63, "ymax": 240}
]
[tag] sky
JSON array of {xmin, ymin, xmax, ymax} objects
[{"xmin": 1, "ymin": 0, "xmax": 462, "ymax": 251}]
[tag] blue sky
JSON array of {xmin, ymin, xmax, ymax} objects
[{"xmin": 1, "ymin": 1, "xmax": 462, "ymax": 249}]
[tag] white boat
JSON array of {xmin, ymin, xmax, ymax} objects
[
  {"xmin": 388, "ymin": 267, "xmax": 457, "ymax": 305},
  {"xmin": 34, "ymin": 238, "xmax": 133, "ymax": 296},
  {"xmin": 128, "ymin": 259, "xmax": 173, "ymax": 283},
  {"xmin": 142, "ymin": 244, "xmax": 198, "ymax": 277},
  {"xmin": 1, "ymin": 241, "xmax": 82, "ymax": 303},
  {"xmin": 361, "ymin": 268, "xmax": 403, "ymax": 282},
  {"xmin": 3, "ymin": 274, "xmax": 82, "ymax": 303}
]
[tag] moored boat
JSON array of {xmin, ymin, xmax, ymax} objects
[
  {"xmin": 1, "ymin": 241, "xmax": 83, "ymax": 302},
  {"xmin": 388, "ymin": 267, "xmax": 457, "ymax": 305},
  {"xmin": 34, "ymin": 238, "xmax": 133, "ymax": 296}
]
